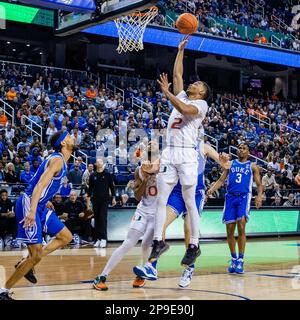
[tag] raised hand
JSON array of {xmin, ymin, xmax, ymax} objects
[
  {"xmin": 157, "ymin": 73, "xmax": 171, "ymax": 95},
  {"xmin": 178, "ymin": 35, "xmax": 190, "ymax": 51}
]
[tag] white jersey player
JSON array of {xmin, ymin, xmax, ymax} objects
[
  {"xmin": 149, "ymin": 36, "xmax": 211, "ymax": 266},
  {"xmin": 93, "ymin": 141, "xmax": 160, "ymax": 290}
]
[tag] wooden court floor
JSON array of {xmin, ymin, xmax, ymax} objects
[{"xmin": 1, "ymin": 237, "xmax": 300, "ymax": 300}]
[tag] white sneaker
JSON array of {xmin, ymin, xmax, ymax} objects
[
  {"xmin": 94, "ymin": 240, "xmax": 101, "ymax": 248},
  {"xmin": 0, "ymin": 238, "xmax": 4, "ymax": 250},
  {"xmin": 45, "ymin": 235, "xmax": 51, "ymax": 243},
  {"xmin": 100, "ymin": 239, "xmax": 107, "ymax": 248},
  {"xmin": 179, "ymin": 266, "xmax": 194, "ymax": 288},
  {"xmin": 4, "ymin": 236, "xmax": 12, "ymax": 247}
]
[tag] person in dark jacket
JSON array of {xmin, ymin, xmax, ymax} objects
[{"xmin": 87, "ymin": 158, "xmax": 116, "ymax": 248}]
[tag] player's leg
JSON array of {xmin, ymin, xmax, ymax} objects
[
  {"xmin": 179, "ymin": 161, "xmax": 201, "ymax": 266},
  {"xmin": 94, "ymin": 228, "xmax": 143, "ymax": 290},
  {"xmin": 0, "ymin": 243, "xmax": 43, "ymax": 299},
  {"xmin": 162, "ymin": 207, "xmax": 178, "ymax": 242},
  {"xmin": 149, "ymin": 165, "xmax": 177, "ymax": 261},
  {"xmin": 94, "ymin": 212, "xmax": 147, "ymax": 291},
  {"xmin": 133, "ymin": 221, "xmax": 155, "ymax": 288},
  {"xmin": 236, "ymin": 217, "xmax": 246, "ymax": 274},
  {"xmin": 223, "ymin": 194, "xmax": 239, "ymax": 273},
  {"xmin": 235, "ymin": 194, "xmax": 250, "ymax": 274},
  {"xmin": 226, "ymin": 222, "xmax": 238, "ymax": 273},
  {"xmin": 14, "ymin": 245, "xmax": 38, "ymax": 284},
  {"xmin": 179, "ymin": 190, "xmax": 204, "ymax": 288},
  {"xmin": 41, "ymin": 211, "xmax": 72, "ymax": 257}
]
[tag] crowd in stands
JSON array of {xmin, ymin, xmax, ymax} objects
[
  {"xmin": 153, "ymin": 0, "xmax": 300, "ymax": 52},
  {"xmin": 0, "ymin": 61, "xmax": 300, "ymax": 248}
]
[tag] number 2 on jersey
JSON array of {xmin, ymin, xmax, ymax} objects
[
  {"xmin": 171, "ymin": 118, "xmax": 183, "ymax": 129},
  {"xmin": 235, "ymin": 173, "xmax": 242, "ymax": 184}
]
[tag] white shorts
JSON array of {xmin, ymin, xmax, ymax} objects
[
  {"xmin": 159, "ymin": 147, "xmax": 199, "ymax": 186},
  {"xmin": 129, "ymin": 209, "xmax": 154, "ymax": 234}
]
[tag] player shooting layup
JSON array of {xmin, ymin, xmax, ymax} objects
[{"xmin": 149, "ymin": 37, "xmax": 211, "ymax": 266}]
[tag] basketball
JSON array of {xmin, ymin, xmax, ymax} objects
[{"xmin": 175, "ymin": 13, "xmax": 199, "ymax": 35}]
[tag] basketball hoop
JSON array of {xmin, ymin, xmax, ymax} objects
[{"xmin": 114, "ymin": 6, "xmax": 158, "ymax": 54}]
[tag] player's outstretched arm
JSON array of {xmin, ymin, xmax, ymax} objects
[
  {"xmin": 133, "ymin": 167, "xmax": 150, "ymax": 202},
  {"xmin": 207, "ymin": 170, "xmax": 229, "ymax": 197},
  {"xmin": 157, "ymin": 73, "xmax": 201, "ymax": 116},
  {"xmin": 173, "ymin": 36, "xmax": 189, "ymax": 95},
  {"xmin": 204, "ymin": 144, "xmax": 232, "ymax": 169},
  {"xmin": 24, "ymin": 157, "xmax": 63, "ymax": 228},
  {"xmin": 252, "ymin": 163, "xmax": 263, "ymax": 209}
]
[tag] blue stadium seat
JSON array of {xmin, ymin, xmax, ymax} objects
[
  {"xmin": 89, "ymin": 157, "xmax": 96, "ymax": 165},
  {"xmin": 90, "ymin": 150, "xmax": 96, "ymax": 158}
]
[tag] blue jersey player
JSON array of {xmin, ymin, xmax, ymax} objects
[
  {"xmin": 0, "ymin": 131, "xmax": 75, "ymax": 300},
  {"xmin": 207, "ymin": 143, "xmax": 263, "ymax": 274},
  {"xmin": 133, "ymin": 141, "xmax": 231, "ymax": 288}
]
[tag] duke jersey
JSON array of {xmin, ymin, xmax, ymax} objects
[
  {"xmin": 24, "ymin": 152, "xmax": 68, "ymax": 210},
  {"xmin": 136, "ymin": 167, "xmax": 158, "ymax": 215},
  {"xmin": 227, "ymin": 160, "xmax": 253, "ymax": 194},
  {"xmin": 167, "ymin": 91, "xmax": 208, "ymax": 148}
]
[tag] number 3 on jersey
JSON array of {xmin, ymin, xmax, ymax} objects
[
  {"xmin": 235, "ymin": 173, "xmax": 242, "ymax": 183},
  {"xmin": 171, "ymin": 118, "xmax": 183, "ymax": 129}
]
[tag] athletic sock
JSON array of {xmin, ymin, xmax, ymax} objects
[
  {"xmin": 238, "ymin": 253, "xmax": 244, "ymax": 260},
  {"xmin": 151, "ymin": 261, "xmax": 157, "ymax": 269},
  {"xmin": 231, "ymin": 253, "xmax": 237, "ymax": 259},
  {"xmin": 0, "ymin": 287, "xmax": 8, "ymax": 294}
]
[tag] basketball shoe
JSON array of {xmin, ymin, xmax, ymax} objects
[
  {"xmin": 15, "ymin": 258, "xmax": 37, "ymax": 284},
  {"xmin": 132, "ymin": 276, "xmax": 146, "ymax": 288},
  {"xmin": 179, "ymin": 266, "xmax": 194, "ymax": 288},
  {"xmin": 148, "ymin": 240, "xmax": 169, "ymax": 262},
  {"xmin": 228, "ymin": 258, "xmax": 238, "ymax": 273},
  {"xmin": 235, "ymin": 258, "xmax": 244, "ymax": 274},
  {"xmin": 133, "ymin": 263, "xmax": 158, "ymax": 281},
  {"xmin": 93, "ymin": 275, "xmax": 108, "ymax": 291},
  {"xmin": 181, "ymin": 244, "xmax": 201, "ymax": 266},
  {"xmin": 0, "ymin": 289, "xmax": 13, "ymax": 300}
]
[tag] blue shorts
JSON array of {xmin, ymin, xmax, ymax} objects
[
  {"xmin": 167, "ymin": 188, "xmax": 205, "ymax": 217},
  {"xmin": 16, "ymin": 195, "xmax": 65, "ymax": 245},
  {"xmin": 222, "ymin": 193, "xmax": 251, "ymax": 224}
]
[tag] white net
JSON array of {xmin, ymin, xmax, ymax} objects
[{"xmin": 114, "ymin": 6, "xmax": 158, "ymax": 54}]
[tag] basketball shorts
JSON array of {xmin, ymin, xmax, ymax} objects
[
  {"xmin": 159, "ymin": 147, "xmax": 199, "ymax": 186},
  {"xmin": 222, "ymin": 193, "xmax": 251, "ymax": 224},
  {"xmin": 129, "ymin": 209, "xmax": 154, "ymax": 234},
  {"xmin": 167, "ymin": 189, "xmax": 205, "ymax": 218},
  {"xmin": 16, "ymin": 195, "xmax": 65, "ymax": 244}
]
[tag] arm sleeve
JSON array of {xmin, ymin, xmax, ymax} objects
[{"xmin": 108, "ymin": 173, "xmax": 116, "ymax": 197}]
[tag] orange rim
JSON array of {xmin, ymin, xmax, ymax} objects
[{"xmin": 129, "ymin": 6, "xmax": 158, "ymax": 17}]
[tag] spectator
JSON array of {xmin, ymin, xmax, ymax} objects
[
  {"xmin": 87, "ymin": 158, "xmax": 116, "ymax": 248},
  {"xmin": 63, "ymin": 190, "xmax": 92, "ymax": 243},
  {"xmin": 30, "ymin": 159, "xmax": 40, "ymax": 174},
  {"xmin": 82, "ymin": 164, "xmax": 94, "ymax": 190},
  {"xmin": 283, "ymin": 193, "xmax": 294, "ymax": 207},
  {"xmin": 271, "ymin": 195, "xmax": 282, "ymax": 206},
  {"xmin": 0, "ymin": 189, "xmax": 16, "ymax": 248},
  {"xmin": 4, "ymin": 163, "xmax": 19, "ymax": 184},
  {"xmin": 46, "ymin": 123, "xmax": 58, "ymax": 143},
  {"xmin": 86, "ymin": 85, "xmax": 98, "ymax": 99},
  {"xmin": 0, "ymin": 110, "xmax": 8, "ymax": 127},
  {"xmin": 67, "ymin": 160, "xmax": 83, "ymax": 186},
  {"xmin": 20, "ymin": 161, "xmax": 34, "ymax": 184},
  {"xmin": 52, "ymin": 194, "xmax": 67, "ymax": 222},
  {"xmin": 70, "ymin": 157, "xmax": 86, "ymax": 173},
  {"xmin": 60, "ymin": 177, "xmax": 72, "ymax": 198},
  {"xmin": 262, "ymin": 169, "xmax": 277, "ymax": 202}
]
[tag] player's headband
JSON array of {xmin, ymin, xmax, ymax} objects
[{"xmin": 54, "ymin": 131, "xmax": 69, "ymax": 149}]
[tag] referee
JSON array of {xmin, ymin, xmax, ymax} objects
[{"xmin": 87, "ymin": 158, "xmax": 116, "ymax": 248}]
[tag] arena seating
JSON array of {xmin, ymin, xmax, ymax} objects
[{"xmin": 152, "ymin": 0, "xmax": 300, "ymax": 52}]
